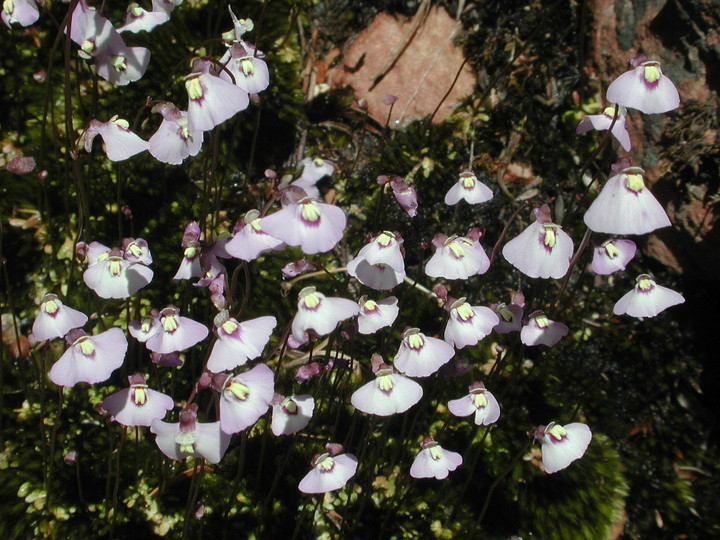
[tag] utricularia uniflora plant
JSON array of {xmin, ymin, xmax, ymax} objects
[{"xmin": 4, "ymin": 1, "xmax": 690, "ymax": 536}]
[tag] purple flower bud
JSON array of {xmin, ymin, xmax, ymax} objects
[
  {"xmin": 390, "ymin": 177, "xmax": 418, "ymax": 217},
  {"xmin": 150, "ymin": 351, "xmax": 183, "ymax": 367},
  {"xmin": 295, "ymin": 361, "xmax": 325, "ymax": 383},
  {"xmin": 5, "ymin": 156, "xmax": 36, "ymax": 175},
  {"xmin": 63, "ymin": 450, "xmax": 78, "ymax": 465},
  {"xmin": 75, "ymin": 242, "xmax": 88, "ymax": 260},
  {"xmin": 282, "ymin": 259, "xmax": 316, "ymax": 278}
]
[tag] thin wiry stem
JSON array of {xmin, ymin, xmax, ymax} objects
[{"xmin": 476, "ymin": 436, "xmax": 534, "ymax": 527}]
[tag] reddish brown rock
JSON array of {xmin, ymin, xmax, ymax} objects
[
  {"xmin": 587, "ymin": 0, "xmax": 719, "ymax": 277},
  {"xmin": 324, "ymin": 6, "xmax": 476, "ymax": 126}
]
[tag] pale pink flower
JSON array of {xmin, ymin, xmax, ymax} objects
[
  {"xmin": 425, "ymin": 233, "xmax": 490, "ymax": 280},
  {"xmin": 151, "ymin": 0, "xmax": 182, "ymax": 16},
  {"xmin": 444, "ymin": 171, "xmax": 493, "ymax": 205},
  {"xmin": 357, "ymin": 296, "xmax": 399, "ymax": 335},
  {"xmin": 260, "ymin": 189, "xmax": 346, "ymax": 255},
  {"xmin": 151, "ymin": 404, "xmax": 231, "ymax": 464},
  {"xmin": 122, "ymin": 237, "xmax": 153, "ymax": 265},
  {"xmin": 49, "ymin": 328, "xmax": 127, "ymax": 387},
  {"xmin": 576, "ymin": 105, "xmax": 632, "ymax": 151},
  {"xmin": 271, "ymin": 393, "xmax": 315, "ymax": 436},
  {"xmin": 83, "ymin": 117, "xmax": 149, "ymax": 161},
  {"xmin": 225, "ymin": 209, "xmax": 285, "ymax": 261},
  {"xmin": 101, "ymin": 374, "xmax": 174, "ymax": 427},
  {"xmin": 444, "ymin": 298, "xmax": 499, "ymax": 349},
  {"xmin": 393, "ymin": 328, "xmax": 455, "ymax": 378},
  {"xmin": 298, "ymin": 444, "xmax": 358, "ymax": 494},
  {"xmin": 409, "ymin": 437, "xmax": 462, "ymax": 480},
  {"xmin": 351, "ymin": 355, "xmax": 422, "ymax": 416},
  {"xmin": 291, "ymin": 286, "xmax": 358, "ymax": 341},
  {"xmin": 606, "ymin": 55, "xmax": 680, "ymax": 114},
  {"xmin": 32, "ymin": 293, "xmax": 88, "ymax": 342},
  {"xmin": 206, "ymin": 311, "xmax": 277, "ymax": 372},
  {"xmin": 291, "ymin": 157, "xmax": 335, "ymax": 197},
  {"xmin": 69, "ymin": 1, "xmax": 125, "ymax": 59},
  {"xmin": 118, "ymin": 3, "xmax": 170, "ymax": 33},
  {"xmin": 583, "ymin": 165, "xmax": 671, "ymax": 235},
  {"xmin": 302, "ymin": 157, "xmax": 335, "ymax": 181},
  {"xmin": 145, "ymin": 306, "xmax": 208, "ymax": 354},
  {"xmin": 128, "ymin": 310, "xmax": 160, "ymax": 343},
  {"xmin": 219, "ymin": 42, "xmax": 270, "ymax": 95},
  {"xmin": 447, "ymin": 382, "xmax": 500, "ymax": 426},
  {"xmin": 613, "ymin": 274, "xmax": 684, "ymax": 318},
  {"xmin": 520, "ymin": 311, "xmax": 568, "ymax": 347},
  {"xmin": 94, "ymin": 46, "xmax": 151, "ymax": 85},
  {"xmin": 83, "ymin": 244, "xmax": 153, "ymax": 299},
  {"xmin": 148, "ymin": 102, "xmax": 203, "ymax": 165},
  {"xmin": 347, "ymin": 231, "xmax": 406, "ymax": 290},
  {"xmin": 502, "ymin": 205, "xmax": 573, "ymax": 279},
  {"xmin": 223, "ymin": 7, "xmax": 254, "ymax": 40},
  {"xmin": 185, "ymin": 58, "xmax": 250, "ymax": 132},
  {"xmin": 216, "ymin": 364, "xmax": 274, "ymax": 434},
  {"xmin": 492, "ymin": 302, "xmax": 523, "ymax": 334},
  {"xmin": 535, "ymin": 422, "xmax": 592, "ymax": 474},
  {"xmin": 173, "ymin": 240, "xmax": 203, "ymax": 281},
  {"xmin": 1, "ymin": 0, "xmax": 39, "ymax": 27},
  {"xmin": 591, "ymin": 239, "xmax": 636, "ymax": 275}
]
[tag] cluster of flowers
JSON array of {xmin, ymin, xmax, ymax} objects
[
  {"xmin": 62, "ymin": 3, "xmax": 270, "ymax": 166},
  {"xmin": 26, "ymin": 0, "xmax": 686, "ymax": 496}
]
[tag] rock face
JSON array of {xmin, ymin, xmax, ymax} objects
[
  {"xmin": 324, "ymin": 6, "xmax": 476, "ymax": 126},
  {"xmin": 587, "ymin": 0, "xmax": 719, "ymax": 278}
]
